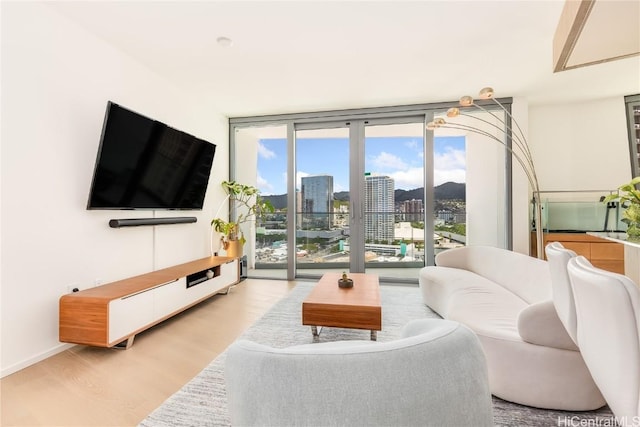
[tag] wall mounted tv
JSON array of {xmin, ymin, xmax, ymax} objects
[{"xmin": 87, "ymin": 102, "xmax": 216, "ymax": 210}]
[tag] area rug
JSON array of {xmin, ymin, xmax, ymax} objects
[{"xmin": 140, "ymin": 282, "xmax": 614, "ymax": 427}]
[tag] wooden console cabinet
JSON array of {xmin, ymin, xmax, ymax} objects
[
  {"xmin": 59, "ymin": 256, "xmax": 239, "ymax": 348},
  {"xmin": 532, "ymin": 232, "xmax": 624, "ymax": 274}
]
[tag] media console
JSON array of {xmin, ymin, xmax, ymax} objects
[{"xmin": 59, "ymin": 256, "xmax": 239, "ymax": 349}]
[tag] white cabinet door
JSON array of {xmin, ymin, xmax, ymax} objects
[
  {"xmin": 214, "ymin": 259, "xmax": 239, "ymax": 291},
  {"xmin": 109, "ymin": 290, "xmax": 155, "ymax": 343},
  {"xmin": 153, "ymin": 278, "xmax": 188, "ymax": 321},
  {"xmin": 107, "ymin": 260, "xmax": 238, "ymax": 345},
  {"xmin": 185, "ymin": 259, "xmax": 238, "ymax": 300}
]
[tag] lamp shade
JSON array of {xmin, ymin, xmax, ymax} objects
[
  {"xmin": 447, "ymin": 107, "xmax": 460, "ymax": 118},
  {"xmin": 459, "ymin": 96, "xmax": 474, "ymax": 107},
  {"xmin": 479, "ymin": 87, "xmax": 494, "ymax": 99},
  {"xmin": 425, "ymin": 86, "xmax": 544, "ymax": 260}
]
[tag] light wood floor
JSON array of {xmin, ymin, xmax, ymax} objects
[{"xmin": 0, "ymin": 279, "xmax": 298, "ymax": 427}]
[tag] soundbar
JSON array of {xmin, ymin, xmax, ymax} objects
[{"xmin": 109, "ymin": 217, "xmax": 197, "ymax": 228}]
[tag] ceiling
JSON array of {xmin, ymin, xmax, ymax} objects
[
  {"xmin": 553, "ymin": 0, "xmax": 640, "ymax": 71},
  {"xmin": 47, "ymin": 1, "xmax": 640, "ymax": 118}
]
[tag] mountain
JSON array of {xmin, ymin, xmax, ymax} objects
[
  {"xmin": 262, "ymin": 193, "xmax": 288, "ymax": 210},
  {"xmin": 394, "ymin": 182, "xmax": 465, "ymax": 201},
  {"xmin": 262, "ymin": 182, "xmax": 465, "ymax": 209},
  {"xmin": 434, "ymin": 182, "xmax": 466, "ymax": 200},
  {"xmin": 334, "ymin": 191, "xmax": 349, "ymax": 201}
]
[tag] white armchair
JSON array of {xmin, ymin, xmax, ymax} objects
[
  {"xmin": 225, "ymin": 319, "xmax": 493, "ymax": 427},
  {"xmin": 567, "ymin": 256, "xmax": 640, "ymax": 426},
  {"xmin": 545, "ymin": 241, "xmax": 579, "ymax": 344}
]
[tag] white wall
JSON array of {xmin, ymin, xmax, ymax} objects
[
  {"xmin": 530, "ymin": 97, "xmax": 632, "ymax": 192},
  {"xmin": 451, "ymin": 99, "xmax": 532, "ymax": 254},
  {"xmin": 465, "ymin": 111, "xmax": 508, "ymax": 249},
  {"xmin": 511, "ymin": 98, "xmax": 532, "ymax": 255},
  {"xmin": 1, "ymin": 3, "xmax": 228, "ymax": 377},
  {"xmin": 468, "ymin": 96, "xmax": 632, "ymax": 255}
]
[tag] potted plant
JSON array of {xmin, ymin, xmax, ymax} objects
[
  {"xmin": 211, "ymin": 180, "xmax": 274, "ymax": 258},
  {"xmin": 338, "ymin": 271, "xmax": 354, "ymax": 288},
  {"xmin": 603, "ymin": 176, "xmax": 640, "ymax": 239}
]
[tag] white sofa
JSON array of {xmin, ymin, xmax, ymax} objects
[{"xmin": 419, "ymin": 245, "xmax": 605, "ymax": 410}]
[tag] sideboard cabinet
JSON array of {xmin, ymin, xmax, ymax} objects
[
  {"xmin": 532, "ymin": 232, "xmax": 624, "ymax": 274},
  {"xmin": 59, "ymin": 256, "xmax": 239, "ymax": 348}
]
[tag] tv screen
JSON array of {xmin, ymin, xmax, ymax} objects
[{"xmin": 87, "ymin": 102, "xmax": 216, "ymax": 210}]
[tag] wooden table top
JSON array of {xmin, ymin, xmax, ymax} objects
[
  {"xmin": 302, "ymin": 273, "xmax": 381, "ymax": 331},
  {"xmin": 303, "ymin": 273, "xmax": 381, "ymax": 307}
]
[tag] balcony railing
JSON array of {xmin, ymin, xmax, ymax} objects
[{"xmin": 254, "ymin": 211, "xmax": 465, "ymax": 270}]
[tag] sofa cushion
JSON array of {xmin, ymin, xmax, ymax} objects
[
  {"xmin": 420, "ymin": 266, "xmax": 526, "ymax": 342},
  {"xmin": 517, "ymin": 300, "xmax": 579, "ymax": 351},
  {"xmin": 435, "ymin": 246, "xmax": 551, "ymax": 304}
]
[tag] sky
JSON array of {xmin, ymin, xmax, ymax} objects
[{"xmin": 256, "ymin": 136, "xmax": 465, "ymax": 195}]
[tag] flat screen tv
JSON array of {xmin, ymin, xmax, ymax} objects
[{"xmin": 87, "ymin": 102, "xmax": 216, "ymax": 210}]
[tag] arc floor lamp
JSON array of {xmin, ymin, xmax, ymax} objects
[{"xmin": 427, "ymin": 87, "xmax": 543, "ymax": 259}]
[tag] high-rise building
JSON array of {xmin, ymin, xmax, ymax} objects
[
  {"xmin": 437, "ymin": 210, "xmax": 454, "ymax": 222},
  {"xmin": 401, "ymin": 199, "xmax": 423, "ymax": 222},
  {"xmin": 453, "ymin": 211, "xmax": 466, "ymax": 224},
  {"xmin": 301, "ymin": 175, "xmax": 333, "ymax": 229},
  {"xmin": 365, "ymin": 175, "xmax": 395, "ymax": 242}
]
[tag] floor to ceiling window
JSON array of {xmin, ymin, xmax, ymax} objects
[
  {"xmin": 229, "ymin": 100, "xmax": 513, "ymax": 283},
  {"xmin": 294, "ymin": 125, "xmax": 350, "ymax": 278},
  {"xmin": 431, "ymin": 108, "xmax": 510, "ymax": 250},
  {"xmin": 362, "ymin": 120, "xmax": 427, "ymax": 279},
  {"xmin": 232, "ymin": 124, "xmax": 289, "ymax": 280}
]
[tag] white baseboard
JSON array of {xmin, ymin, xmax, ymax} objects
[{"xmin": 1, "ymin": 342, "xmax": 75, "ymax": 378}]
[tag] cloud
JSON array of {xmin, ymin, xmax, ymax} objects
[
  {"xmin": 370, "ymin": 151, "xmax": 407, "ymax": 171},
  {"xmin": 281, "ymin": 171, "xmax": 312, "ymax": 191},
  {"xmin": 258, "ymin": 141, "xmax": 276, "ymax": 159},
  {"xmin": 433, "ymin": 169, "xmax": 466, "ymax": 186},
  {"xmin": 435, "ymin": 147, "xmax": 465, "ymax": 170},
  {"xmin": 334, "ymin": 182, "xmax": 347, "ymax": 192},
  {"xmin": 434, "ymin": 147, "xmax": 466, "ymax": 186},
  {"xmin": 296, "ymin": 171, "xmax": 310, "ymax": 189},
  {"xmin": 390, "ymin": 168, "xmax": 425, "ymax": 189},
  {"xmin": 389, "ymin": 147, "xmax": 466, "ymax": 188},
  {"xmin": 404, "ymin": 139, "xmax": 420, "ymax": 150},
  {"xmin": 256, "ymin": 173, "xmax": 274, "ymax": 194}
]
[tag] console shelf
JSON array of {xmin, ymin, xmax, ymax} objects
[
  {"xmin": 531, "ymin": 232, "xmax": 624, "ymax": 274},
  {"xmin": 59, "ymin": 256, "xmax": 239, "ymax": 349}
]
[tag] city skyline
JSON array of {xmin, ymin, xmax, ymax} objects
[{"xmin": 256, "ymin": 136, "xmax": 466, "ymax": 195}]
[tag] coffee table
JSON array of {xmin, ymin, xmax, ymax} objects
[{"xmin": 302, "ymin": 272, "xmax": 381, "ymax": 342}]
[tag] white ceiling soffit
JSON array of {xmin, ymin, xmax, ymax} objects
[
  {"xmin": 554, "ymin": 0, "xmax": 640, "ymax": 72},
  {"xmin": 45, "ymin": 1, "xmax": 640, "ymax": 117}
]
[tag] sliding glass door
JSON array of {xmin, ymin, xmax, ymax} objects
[
  {"xmin": 362, "ymin": 120, "xmax": 426, "ymax": 279},
  {"xmin": 230, "ymin": 100, "xmax": 513, "ymax": 283},
  {"xmin": 232, "ymin": 124, "xmax": 289, "ymax": 280},
  {"xmin": 291, "ymin": 118, "xmax": 427, "ymax": 281},
  {"xmin": 294, "ymin": 125, "xmax": 351, "ymax": 277}
]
